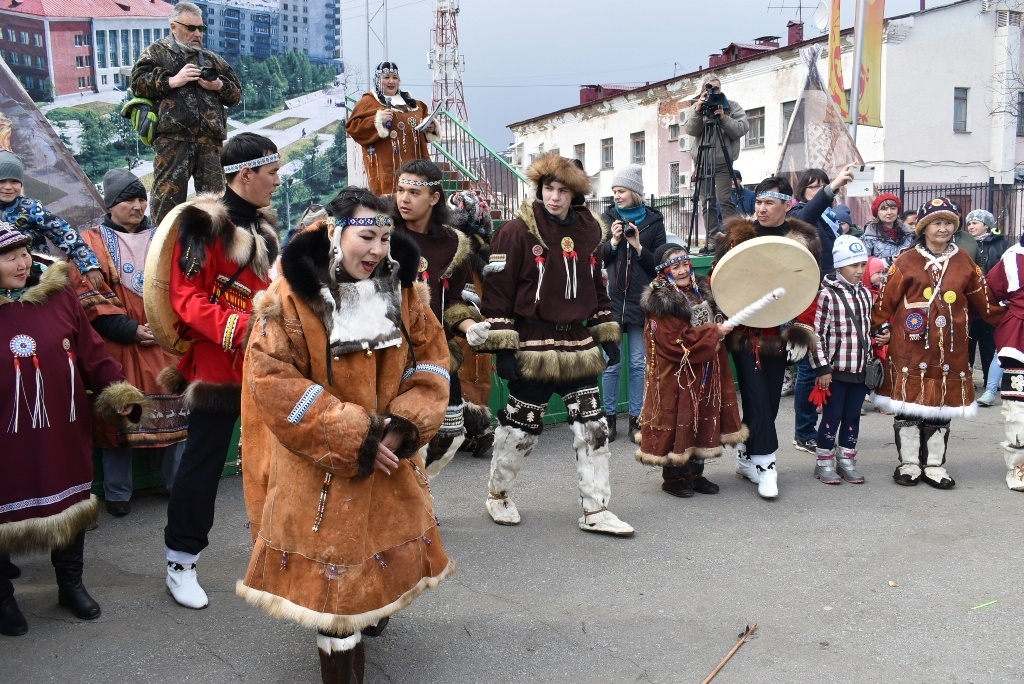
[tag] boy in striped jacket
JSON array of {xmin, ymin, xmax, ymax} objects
[{"xmin": 809, "ymin": 235, "xmax": 889, "ymax": 484}]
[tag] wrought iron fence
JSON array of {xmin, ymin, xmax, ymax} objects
[{"xmin": 582, "ymin": 195, "xmax": 695, "ymax": 242}]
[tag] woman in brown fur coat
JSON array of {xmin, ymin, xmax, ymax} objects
[
  {"xmin": 237, "ymin": 188, "xmax": 453, "ymax": 683},
  {"xmin": 636, "ymin": 243, "xmax": 747, "ymax": 498}
]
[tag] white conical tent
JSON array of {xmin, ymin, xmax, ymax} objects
[
  {"xmin": 776, "ymin": 44, "xmax": 871, "ymax": 227},
  {"xmin": 0, "ymin": 59, "xmax": 106, "ymax": 231}
]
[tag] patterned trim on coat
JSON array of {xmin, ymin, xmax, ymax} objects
[
  {"xmin": 222, "ymin": 313, "xmax": 240, "ymax": 351},
  {"xmin": 0, "ymin": 481, "xmax": 92, "ymax": 514},
  {"xmin": 401, "ymin": 363, "xmax": 451, "ymax": 384},
  {"xmin": 287, "ymin": 384, "xmax": 324, "ymax": 424},
  {"xmin": 1002, "ymin": 367, "xmax": 1024, "ymax": 402},
  {"xmin": 438, "ymin": 401, "xmax": 465, "ymax": 437}
]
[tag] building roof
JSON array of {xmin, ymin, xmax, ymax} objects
[{"xmin": 0, "ymin": 0, "xmax": 172, "ymax": 19}]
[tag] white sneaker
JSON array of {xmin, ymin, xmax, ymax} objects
[
  {"xmin": 166, "ymin": 562, "xmax": 209, "ymax": 609},
  {"xmin": 756, "ymin": 463, "xmax": 779, "ymax": 498},
  {"xmin": 735, "ymin": 454, "xmax": 760, "ymax": 484},
  {"xmin": 485, "ymin": 495, "xmax": 521, "ymax": 525},
  {"xmin": 579, "ymin": 509, "xmax": 634, "ymax": 537}
]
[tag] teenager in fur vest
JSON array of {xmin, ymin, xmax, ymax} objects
[
  {"xmin": 390, "ymin": 160, "xmax": 492, "ymax": 479},
  {"xmin": 713, "ymin": 176, "xmax": 821, "ymax": 499},
  {"xmin": 157, "ymin": 133, "xmax": 280, "ymax": 609},
  {"xmin": 0, "ymin": 224, "xmax": 145, "ymax": 636},
  {"xmin": 872, "ymin": 198, "xmax": 1004, "ymax": 489},
  {"xmin": 636, "ymin": 242, "xmax": 746, "ymax": 498},
  {"xmin": 477, "ymin": 153, "xmax": 632, "ymax": 536},
  {"xmin": 237, "ymin": 187, "xmax": 452, "ymax": 684}
]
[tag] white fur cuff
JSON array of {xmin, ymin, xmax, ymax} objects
[
  {"xmin": 374, "ymin": 109, "xmax": 390, "ymax": 140},
  {"xmin": 316, "ymin": 631, "xmax": 362, "ymax": 654}
]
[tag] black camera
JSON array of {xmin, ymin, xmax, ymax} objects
[
  {"xmin": 700, "ymin": 82, "xmax": 730, "ymax": 118},
  {"xmin": 197, "ymin": 53, "xmax": 217, "ymax": 82},
  {"xmin": 623, "ymin": 222, "xmax": 636, "ymax": 238}
]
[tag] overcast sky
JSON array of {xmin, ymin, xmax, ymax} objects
[{"xmin": 339, "ymin": 0, "xmax": 953, "ymax": 148}]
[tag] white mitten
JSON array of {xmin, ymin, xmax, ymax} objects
[
  {"xmin": 787, "ymin": 342, "xmax": 808, "ymax": 362},
  {"xmin": 466, "ymin": 321, "xmax": 491, "ymax": 347}
]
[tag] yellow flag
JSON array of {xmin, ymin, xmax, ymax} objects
[
  {"xmin": 857, "ymin": 0, "xmax": 885, "ymax": 127},
  {"xmin": 828, "ymin": 0, "xmax": 850, "ymax": 122}
]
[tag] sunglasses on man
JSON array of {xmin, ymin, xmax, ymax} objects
[{"xmin": 173, "ymin": 21, "xmax": 207, "ymax": 33}]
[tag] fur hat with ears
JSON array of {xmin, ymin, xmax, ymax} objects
[{"xmin": 527, "ymin": 153, "xmax": 591, "ymax": 199}]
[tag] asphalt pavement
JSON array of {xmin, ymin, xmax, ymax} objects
[{"xmin": 2, "ymin": 386, "xmax": 1021, "ymax": 683}]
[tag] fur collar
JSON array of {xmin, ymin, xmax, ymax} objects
[
  {"xmin": 714, "ymin": 214, "xmax": 821, "ymax": 266},
  {"xmin": 279, "ymin": 221, "xmax": 421, "ymax": 356},
  {"xmin": 439, "ymin": 228, "xmax": 472, "ymax": 280},
  {"xmin": 0, "ymin": 260, "xmax": 69, "ymax": 308},
  {"xmin": 175, "ymin": 193, "xmax": 279, "ymax": 281},
  {"xmin": 517, "ymin": 199, "xmax": 609, "ymax": 253},
  {"xmin": 641, "ymin": 274, "xmax": 714, "ymax": 321}
]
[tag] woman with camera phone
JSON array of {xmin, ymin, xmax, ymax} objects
[{"xmin": 600, "ymin": 165, "xmax": 666, "ymax": 443}]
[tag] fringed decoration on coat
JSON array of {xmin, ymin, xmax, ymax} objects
[
  {"xmin": 534, "ymin": 256, "xmax": 546, "ymax": 303},
  {"xmin": 312, "ymin": 472, "xmax": 332, "ymax": 532},
  {"xmin": 562, "ymin": 240, "xmax": 578, "ymax": 299},
  {"xmin": 67, "ymin": 350, "xmax": 76, "ymax": 423}
]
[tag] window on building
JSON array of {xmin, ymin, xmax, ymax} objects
[
  {"xmin": 76, "ymin": 56, "xmax": 84, "ymax": 68},
  {"xmin": 96, "ymin": 31, "xmax": 106, "ymax": 68},
  {"xmin": 35, "ymin": 56, "xmax": 44, "ymax": 69},
  {"xmin": 630, "ymin": 131, "xmax": 646, "ymax": 164},
  {"xmin": 573, "ymin": 143, "xmax": 585, "ymax": 168},
  {"xmin": 668, "ymin": 123, "xmax": 680, "ymax": 141},
  {"xmin": 601, "ymin": 138, "xmax": 614, "ymax": 170},
  {"xmin": 75, "ymin": 34, "xmax": 82, "ymax": 46},
  {"xmin": 781, "ymin": 100, "xmax": 796, "ymax": 139},
  {"xmin": 121, "ymin": 29, "xmax": 130, "ymax": 66},
  {"xmin": 6, "ymin": 29, "xmax": 15, "ymax": 42},
  {"xmin": 78, "ymin": 77, "xmax": 86, "ymax": 88},
  {"xmin": 8, "ymin": 52, "xmax": 19, "ymax": 65},
  {"xmin": 20, "ymin": 31, "xmax": 29, "ymax": 44},
  {"xmin": 23, "ymin": 75, "xmax": 34, "ymax": 90},
  {"xmin": 132, "ymin": 29, "xmax": 141, "ymax": 60},
  {"xmin": 1018, "ymin": 92, "xmax": 1024, "ymax": 137},
  {"xmin": 33, "ymin": 34, "xmax": 43, "ymax": 47},
  {"xmin": 303, "ymin": 17, "xmax": 308, "ymax": 23},
  {"xmin": 84, "ymin": 33, "xmax": 91, "ymax": 46},
  {"xmin": 101, "ymin": 74, "xmax": 107, "ymax": 85},
  {"xmin": 669, "ymin": 162, "xmax": 680, "ymax": 195},
  {"xmin": 746, "ymin": 107, "xmax": 765, "ymax": 147},
  {"xmin": 110, "ymin": 30, "xmax": 119, "ymax": 67},
  {"xmin": 283, "ymin": 3, "xmax": 288, "ymax": 9},
  {"xmin": 144, "ymin": 28, "xmax": 151, "ymax": 46},
  {"xmin": 954, "ymin": 87, "xmax": 969, "ymax": 132},
  {"xmin": 164, "ymin": 29, "xmax": 171, "ymax": 38}
]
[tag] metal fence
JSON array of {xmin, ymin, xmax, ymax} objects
[
  {"xmin": 582, "ymin": 195, "xmax": 695, "ymax": 242},
  {"xmin": 878, "ymin": 175, "xmax": 1024, "ymax": 244}
]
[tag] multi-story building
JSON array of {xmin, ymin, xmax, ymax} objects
[
  {"xmin": 193, "ymin": 0, "xmax": 279, "ymax": 63},
  {"xmin": 279, "ymin": 0, "xmax": 342, "ymax": 71},
  {"xmin": 508, "ymin": 0, "xmax": 1024, "ymax": 198},
  {"xmin": 0, "ymin": 0, "xmax": 170, "ymax": 99}
]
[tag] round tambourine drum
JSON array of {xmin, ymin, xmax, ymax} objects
[
  {"xmin": 710, "ymin": 236, "xmax": 819, "ymax": 328},
  {"xmin": 144, "ymin": 203, "xmax": 192, "ymax": 356}
]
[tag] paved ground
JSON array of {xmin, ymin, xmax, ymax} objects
[{"xmin": 3, "ymin": 388, "xmax": 1022, "ymax": 683}]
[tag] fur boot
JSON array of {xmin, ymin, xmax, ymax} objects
[
  {"xmin": 316, "ymin": 631, "xmax": 364, "ymax": 684},
  {"xmin": 1002, "ymin": 400, "xmax": 1024, "ymax": 492},
  {"xmin": 485, "ymin": 425, "xmax": 536, "ymax": 525},
  {"xmin": 423, "ymin": 432, "xmax": 466, "ymax": 480},
  {"xmin": 920, "ymin": 423, "xmax": 954, "ymax": 489},
  {"xmin": 571, "ymin": 420, "xmax": 634, "ymax": 536},
  {"xmin": 893, "ymin": 420, "xmax": 923, "ymax": 486}
]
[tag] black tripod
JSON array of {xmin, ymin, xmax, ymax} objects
[{"xmin": 687, "ymin": 115, "xmax": 738, "ymax": 254}]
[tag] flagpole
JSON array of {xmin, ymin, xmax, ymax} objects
[{"xmin": 850, "ymin": 0, "xmax": 868, "ymax": 141}]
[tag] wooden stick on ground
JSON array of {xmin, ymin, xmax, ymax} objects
[{"xmin": 702, "ymin": 623, "xmax": 758, "ymax": 684}]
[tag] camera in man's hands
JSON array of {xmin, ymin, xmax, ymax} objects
[
  {"xmin": 700, "ymin": 82, "xmax": 730, "ymax": 118},
  {"xmin": 197, "ymin": 53, "xmax": 217, "ymax": 82}
]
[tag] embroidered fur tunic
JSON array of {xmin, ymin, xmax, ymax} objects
[
  {"xmin": 871, "ymin": 244, "xmax": 1004, "ymax": 419},
  {"xmin": 0, "ymin": 261, "xmax": 143, "ymax": 554},
  {"xmin": 635, "ymin": 275, "xmax": 747, "ymax": 465},
  {"xmin": 478, "ymin": 200, "xmax": 620, "ymax": 384},
  {"xmin": 236, "ymin": 222, "xmax": 453, "ymax": 635}
]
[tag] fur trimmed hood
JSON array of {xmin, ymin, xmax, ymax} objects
[
  {"xmin": 641, "ymin": 273, "xmax": 715, "ymax": 322},
  {"xmin": 527, "ymin": 153, "xmax": 591, "ymax": 196},
  {"xmin": 0, "ymin": 258, "xmax": 69, "ymax": 308},
  {"xmin": 516, "ymin": 199, "xmax": 608, "ymax": 254},
  {"xmin": 175, "ymin": 193, "xmax": 279, "ymax": 282},
  {"xmin": 714, "ymin": 214, "xmax": 822, "ymax": 267}
]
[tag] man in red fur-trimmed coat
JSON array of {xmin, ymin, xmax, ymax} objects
[
  {"xmin": 155, "ymin": 133, "xmax": 280, "ymax": 609},
  {"xmin": 476, "ymin": 153, "xmax": 632, "ymax": 537}
]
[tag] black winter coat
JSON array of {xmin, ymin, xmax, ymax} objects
[
  {"xmin": 789, "ymin": 185, "xmax": 838, "ymax": 278},
  {"xmin": 601, "ymin": 205, "xmax": 668, "ymax": 327},
  {"xmin": 976, "ymin": 232, "xmax": 1009, "ymax": 276}
]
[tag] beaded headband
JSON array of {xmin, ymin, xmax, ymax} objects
[
  {"xmin": 656, "ymin": 254, "xmax": 691, "ymax": 272},
  {"xmin": 375, "ymin": 63, "xmax": 399, "ymax": 77},
  {"xmin": 330, "ymin": 214, "xmax": 392, "ymax": 228},
  {"xmin": 399, "ymin": 178, "xmax": 443, "ymax": 187},
  {"xmin": 223, "ymin": 153, "xmax": 280, "ymax": 174},
  {"xmin": 756, "ymin": 191, "xmax": 792, "ymax": 202}
]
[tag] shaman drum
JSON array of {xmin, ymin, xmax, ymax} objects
[
  {"xmin": 143, "ymin": 203, "xmax": 192, "ymax": 356},
  {"xmin": 710, "ymin": 236, "xmax": 819, "ymax": 328}
]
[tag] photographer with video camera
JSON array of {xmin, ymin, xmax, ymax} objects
[
  {"xmin": 600, "ymin": 165, "xmax": 666, "ymax": 443},
  {"xmin": 683, "ymin": 76, "xmax": 748, "ymax": 239},
  {"xmin": 131, "ymin": 2, "xmax": 241, "ymax": 226}
]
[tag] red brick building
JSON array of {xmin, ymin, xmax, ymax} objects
[{"xmin": 0, "ymin": 0, "xmax": 171, "ymax": 100}]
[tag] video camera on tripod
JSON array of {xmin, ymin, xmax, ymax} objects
[{"xmin": 699, "ymin": 82, "xmax": 731, "ymax": 118}]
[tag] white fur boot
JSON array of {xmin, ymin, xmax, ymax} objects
[
  {"xmin": 1002, "ymin": 401, "xmax": 1024, "ymax": 492},
  {"xmin": 735, "ymin": 444, "xmax": 760, "ymax": 484},
  {"xmin": 485, "ymin": 425, "xmax": 534, "ymax": 525},
  {"xmin": 572, "ymin": 420, "xmax": 634, "ymax": 536},
  {"xmin": 750, "ymin": 453, "xmax": 778, "ymax": 498},
  {"xmin": 424, "ymin": 433, "xmax": 466, "ymax": 481},
  {"xmin": 165, "ymin": 550, "xmax": 207, "ymax": 609},
  {"xmin": 921, "ymin": 424, "xmax": 954, "ymax": 489},
  {"xmin": 893, "ymin": 422, "xmax": 922, "ymax": 485}
]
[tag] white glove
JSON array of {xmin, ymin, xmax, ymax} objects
[
  {"xmin": 786, "ymin": 342, "xmax": 809, "ymax": 363},
  {"xmin": 465, "ymin": 321, "xmax": 491, "ymax": 347}
]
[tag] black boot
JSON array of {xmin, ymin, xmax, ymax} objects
[
  {"xmin": 51, "ymin": 532, "xmax": 101, "ymax": 620},
  {"xmin": 686, "ymin": 459, "xmax": 720, "ymax": 494},
  {"xmin": 472, "ymin": 430, "xmax": 495, "ymax": 459},
  {"xmin": 605, "ymin": 413, "xmax": 617, "ymax": 442},
  {"xmin": 0, "ymin": 555, "xmax": 20, "ymax": 580},
  {"xmin": 318, "ymin": 637, "xmax": 365, "ymax": 684},
  {"xmin": 628, "ymin": 415, "xmax": 641, "ymax": 444},
  {"xmin": 0, "ymin": 573, "xmax": 27, "ymax": 637},
  {"xmin": 661, "ymin": 466, "xmax": 694, "ymax": 498}
]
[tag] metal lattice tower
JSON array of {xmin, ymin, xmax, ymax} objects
[{"xmin": 429, "ymin": 0, "xmax": 469, "ymax": 127}]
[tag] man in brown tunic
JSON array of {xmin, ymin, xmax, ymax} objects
[{"xmin": 477, "ymin": 154, "xmax": 632, "ymax": 536}]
